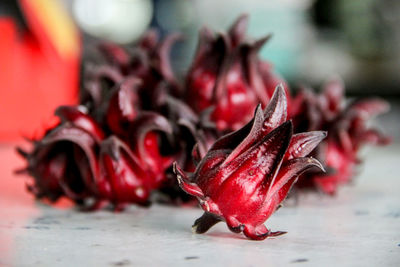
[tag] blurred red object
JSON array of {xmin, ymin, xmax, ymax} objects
[{"xmin": 0, "ymin": 0, "xmax": 80, "ymax": 140}]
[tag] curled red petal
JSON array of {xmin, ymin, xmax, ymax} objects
[
  {"xmin": 98, "ymin": 42, "xmax": 130, "ymax": 69},
  {"xmin": 41, "ymin": 124, "xmax": 101, "ymax": 195},
  {"xmin": 173, "ymin": 162, "xmax": 204, "ymax": 199},
  {"xmin": 267, "ymin": 157, "xmax": 324, "ymax": 201},
  {"xmin": 153, "ymin": 32, "xmax": 182, "ymax": 84},
  {"xmin": 286, "ymin": 131, "xmax": 327, "ymax": 160},
  {"xmin": 100, "ymin": 136, "xmax": 151, "ymax": 204},
  {"xmin": 55, "ymin": 106, "xmax": 104, "ymax": 141},
  {"xmin": 130, "ymin": 111, "xmax": 173, "ymax": 161}
]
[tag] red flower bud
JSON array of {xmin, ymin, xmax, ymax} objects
[
  {"xmin": 17, "ymin": 106, "xmax": 104, "ymax": 202},
  {"xmin": 291, "ymin": 78, "xmax": 390, "ymax": 194},
  {"xmin": 99, "ymin": 136, "xmax": 152, "ymax": 205},
  {"xmin": 98, "ymin": 29, "xmax": 182, "ymax": 103},
  {"xmin": 129, "ymin": 112, "xmax": 175, "ymax": 184},
  {"xmin": 97, "ymin": 112, "xmax": 174, "ymax": 207},
  {"xmin": 174, "ymin": 86, "xmax": 325, "ymax": 240},
  {"xmin": 186, "ymin": 15, "xmax": 290, "ymax": 132},
  {"xmin": 18, "ymin": 105, "xmax": 179, "ymax": 209}
]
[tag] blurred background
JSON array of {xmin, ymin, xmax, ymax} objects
[{"xmin": 0, "ymin": 0, "xmax": 399, "ymax": 140}]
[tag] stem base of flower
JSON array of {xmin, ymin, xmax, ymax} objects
[{"xmin": 192, "ymin": 212, "xmax": 221, "ymax": 234}]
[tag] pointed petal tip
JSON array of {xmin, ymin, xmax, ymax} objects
[
  {"xmin": 100, "ymin": 136, "xmax": 121, "ymax": 161},
  {"xmin": 174, "ymin": 163, "xmax": 204, "ymax": 198},
  {"xmin": 276, "ymin": 83, "xmax": 286, "ymax": 92},
  {"xmin": 232, "ymin": 13, "xmax": 249, "ymax": 28},
  {"xmin": 254, "ymin": 103, "xmax": 263, "ymax": 117},
  {"xmin": 228, "ymin": 14, "xmax": 250, "ymax": 45},
  {"xmin": 269, "ymin": 231, "xmax": 287, "ymax": 237},
  {"xmin": 16, "ymin": 147, "xmax": 29, "ymax": 158},
  {"xmin": 276, "ymin": 84, "xmax": 287, "ymax": 100},
  {"xmin": 14, "ymin": 168, "xmax": 28, "ymax": 175},
  {"xmin": 309, "ymin": 157, "xmax": 325, "ymax": 173},
  {"xmin": 266, "ymin": 32, "xmax": 274, "ymax": 39},
  {"xmin": 269, "ymin": 84, "xmax": 287, "ymax": 107},
  {"xmin": 314, "ymin": 131, "xmax": 328, "ymax": 144},
  {"xmin": 259, "ymin": 33, "xmax": 273, "ymax": 43},
  {"xmin": 252, "ymin": 34, "xmax": 273, "ymax": 51},
  {"xmin": 310, "ymin": 130, "xmax": 328, "ymax": 140},
  {"xmin": 172, "ymin": 161, "xmax": 178, "ymax": 174},
  {"xmin": 262, "ymin": 86, "xmax": 288, "ymax": 131},
  {"xmin": 173, "ymin": 162, "xmax": 186, "ymax": 182}
]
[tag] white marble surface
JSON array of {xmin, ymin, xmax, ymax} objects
[{"xmin": 0, "ymin": 143, "xmax": 399, "ymax": 267}]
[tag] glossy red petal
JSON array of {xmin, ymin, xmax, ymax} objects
[
  {"xmin": 286, "ymin": 131, "xmax": 327, "ymax": 160},
  {"xmin": 173, "ymin": 162, "xmax": 204, "ymax": 199},
  {"xmin": 262, "ymin": 84, "xmax": 288, "ymax": 133},
  {"xmin": 55, "ymin": 106, "xmax": 104, "ymax": 141},
  {"xmin": 41, "ymin": 124, "xmax": 101, "ymax": 195},
  {"xmin": 100, "ymin": 136, "xmax": 150, "ymax": 204}
]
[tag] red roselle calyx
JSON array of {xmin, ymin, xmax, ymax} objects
[
  {"xmin": 16, "ymin": 106, "xmax": 104, "ymax": 203},
  {"xmin": 98, "ymin": 112, "xmax": 174, "ymax": 208},
  {"xmin": 291, "ymin": 78, "xmax": 390, "ymax": 194},
  {"xmin": 186, "ymin": 14, "xmax": 289, "ymax": 132},
  {"xmin": 174, "ymin": 86, "xmax": 326, "ymax": 240},
  {"xmin": 81, "ymin": 29, "xmax": 182, "ymax": 116},
  {"xmin": 99, "ymin": 135, "xmax": 157, "ymax": 206},
  {"xmin": 98, "ymin": 29, "xmax": 182, "ymax": 102},
  {"xmin": 17, "ymin": 105, "xmax": 175, "ymax": 209}
]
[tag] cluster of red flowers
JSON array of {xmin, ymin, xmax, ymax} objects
[{"xmin": 17, "ymin": 15, "xmax": 389, "ymax": 240}]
